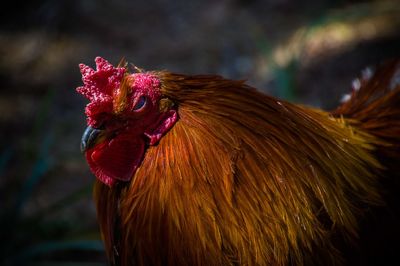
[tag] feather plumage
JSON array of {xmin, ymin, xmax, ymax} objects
[{"xmin": 90, "ymin": 62, "xmax": 400, "ymax": 265}]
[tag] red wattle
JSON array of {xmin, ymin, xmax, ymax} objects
[{"xmin": 86, "ymin": 136, "xmax": 145, "ymax": 186}]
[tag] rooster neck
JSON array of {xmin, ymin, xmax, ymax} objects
[{"xmin": 95, "ymin": 76, "xmax": 384, "ymax": 265}]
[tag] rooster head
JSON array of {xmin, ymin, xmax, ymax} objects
[{"xmin": 77, "ymin": 57, "xmax": 178, "ymax": 186}]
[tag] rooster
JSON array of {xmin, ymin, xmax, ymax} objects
[{"xmin": 77, "ymin": 57, "xmax": 400, "ymax": 266}]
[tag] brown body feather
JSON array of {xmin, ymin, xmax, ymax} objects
[{"xmin": 94, "ymin": 61, "xmax": 400, "ymax": 265}]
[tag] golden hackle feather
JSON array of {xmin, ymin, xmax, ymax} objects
[
  {"xmin": 113, "ymin": 59, "xmax": 131, "ymax": 115},
  {"xmin": 94, "ymin": 62, "xmax": 400, "ymax": 265}
]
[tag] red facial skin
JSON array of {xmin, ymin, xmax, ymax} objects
[{"xmin": 77, "ymin": 58, "xmax": 178, "ymax": 186}]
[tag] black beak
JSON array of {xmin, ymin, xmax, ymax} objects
[{"xmin": 80, "ymin": 126, "xmax": 105, "ymax": 153}]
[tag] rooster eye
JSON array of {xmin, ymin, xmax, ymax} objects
[{"xmin": 133, "ymin": 96, "xmax": 147, "ymax": 111}]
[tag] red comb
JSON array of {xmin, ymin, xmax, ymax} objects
[{"xmin": 77, "ymin": 57, "xmax": 126, "ymax": 126}]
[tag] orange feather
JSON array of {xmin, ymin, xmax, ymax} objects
[{"xmin": 93, "ymin": 61, "xmax": 400, "ymax": 265}]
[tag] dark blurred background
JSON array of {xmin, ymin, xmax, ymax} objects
[{"xmin": 1, "ymin": 0, "xmax": 399, "ymax": 265}]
